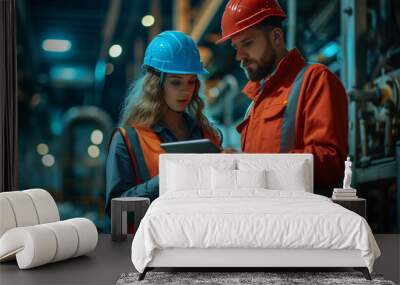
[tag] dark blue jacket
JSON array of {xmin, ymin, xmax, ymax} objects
[{"xmin": 105, "ymin": 114, "xmax": 220, "ymax": 216}]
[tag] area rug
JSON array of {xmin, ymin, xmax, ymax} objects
[{"xmin": 116, "ymin": 271, "xmax": 396, "ymax": 285}]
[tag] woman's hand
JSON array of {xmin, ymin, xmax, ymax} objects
[{"xmin": 221, "ymin": 147, "xmax": 240, "ymax": 153}]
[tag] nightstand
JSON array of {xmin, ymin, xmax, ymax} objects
[
  {"xmin": 331, "ymin": 198, "xmax": 366, "ymax": 219},
  {"xmin": 111, "ymin": 197, "xmax": 150, "ymax": 242}
]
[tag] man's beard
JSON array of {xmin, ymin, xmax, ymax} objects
[{"xmin": 241, "ymin": 51, "xmax": 277, "ymax": 82}]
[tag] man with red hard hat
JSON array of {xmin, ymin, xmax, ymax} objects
[{"xmin": 218, "ymin": 0, "xmax": 348, "ymax": 191}]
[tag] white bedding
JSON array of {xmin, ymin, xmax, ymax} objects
[{"xmin": 131, "ymin": 190, "xmax": 380, "ymax": 273}]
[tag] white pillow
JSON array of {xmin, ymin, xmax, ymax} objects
[
  {"xmin": 211, "ymin": 168, "xmax": 267, "ymax": 191},
  {"xmin": 211, "ymin": 168, "xmax": 236, "ymax": 190},
  {"xmin": 267, "ymin": 163, "xmax": 307, "ymax": 191},
  {"xmin": 237, "ymin": 169, "xmax": 267, "ymax": 189},
  {"xmin": 167, "ymin": 162, "xmax": 210, "ymax": 191},
  {"xmin": 166, "ymin": 159, "xmax": 235, "ymax": 192},
  {"xmin": 238, "ymin": 159, "xmax": 308, "ymax": 191}
]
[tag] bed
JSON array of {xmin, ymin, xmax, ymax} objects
[{"xmin": 131, "ymin": 154, "xmax": 381, "ymax": 280}]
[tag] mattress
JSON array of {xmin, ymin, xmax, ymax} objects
[{"xmin": 131, "ymin": 190, "xmax": 380, "ymax": 273}]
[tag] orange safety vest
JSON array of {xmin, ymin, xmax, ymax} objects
[
  {"xmin": 111, "ymin": 124, "xmax": 220, "ymax": 185},
  {"xmin": 237, "ymin": 48, "xmax": 348, "ymax": 188}
]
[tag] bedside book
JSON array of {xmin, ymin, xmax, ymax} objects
[
  {"xmin": 332, "ymin": 195, "xmax": 359, "ymax": 200},
  {"xmin": 332, "ymin": 188, "xmax": 358, "ymax": 199},
  {"xmin": 333, "ymin": 192, "xmax": 357, "ymax": 196},
  {"xmin": 333, "ymin": 188, "xmax": 357, "ymax": 193}
]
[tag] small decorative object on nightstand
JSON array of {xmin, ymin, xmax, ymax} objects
[
  {"xmin": 331, "ymin": 198, "xmax": 367, "ymax": 219},
  {"xmin": 111, "ymin": 197, "xmax": 150, "ymax": 242},
  {"xmin": 332, "ymin": 157, "xmax": 358, "ymax": 200},
  {"xmin": 331, "ymin": 157, "xmax": 366, "ymax": 218}
]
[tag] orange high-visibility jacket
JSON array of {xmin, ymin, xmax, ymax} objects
[{"xmin": 236, "ymin": 48, "xmax": 348, "ymax": 189}]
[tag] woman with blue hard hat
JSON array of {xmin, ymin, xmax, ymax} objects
[{"xmin": 105, "ymin": 31, "xmax": 221, "ymax": 216}]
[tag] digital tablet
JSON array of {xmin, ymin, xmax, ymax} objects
[{"xmin": 160, "ymin": 139, "xmax": 220, "ymax": 153}]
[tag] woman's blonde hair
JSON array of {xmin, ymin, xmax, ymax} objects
[{"xmin": 119, "ymin": 72, "xmax": 219, "ymax": 142}]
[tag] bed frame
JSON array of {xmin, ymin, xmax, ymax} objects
[
  {"xmin": 138, "ymin": 154, "xmax": 371, "ymax": 281},
  {"xmin": 139, "ymin": 249, "xmax": 371, "ymax": 280}
]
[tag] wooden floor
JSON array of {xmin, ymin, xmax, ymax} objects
[{"xmin": 0, "ymin": 234, "xmax": 398, "ymax": 284}]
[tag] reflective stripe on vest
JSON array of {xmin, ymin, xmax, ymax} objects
[
  {"xmin": 280, "ymin": 64, "xmax": 312, "ymax": 153},
  {"xmin": 109, "ymin": 127, "xmax": 143, "ymax": 185}
]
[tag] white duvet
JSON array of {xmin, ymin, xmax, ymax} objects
[{"xmin": 131, "ymin": 190, "xmax": 380, "ymax": 273}]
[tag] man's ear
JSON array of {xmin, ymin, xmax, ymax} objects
[
  {"xmin": 268, "ymin": 27, "xmax": 284, "ymax": 49},
  {"xmin": 270, "ymin": 27, "xmax": 283, "ymax": 45}
]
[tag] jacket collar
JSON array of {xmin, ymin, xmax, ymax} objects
[
  {"xmin": 242, "ymin": 48, "xmax": 306, "ymax": 100},
  {"xmin": 152, "ymin": 112, "xmax": 198, "ymax": 134}
]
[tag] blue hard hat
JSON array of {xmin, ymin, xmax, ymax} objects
[{"xmin": 143, "ymin": 30, "xmax": 208, "ymax": 75}]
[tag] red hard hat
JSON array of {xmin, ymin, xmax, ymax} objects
[{"xmin": 217, "ymin": 0, "xmax": 287, "ymax": 44}]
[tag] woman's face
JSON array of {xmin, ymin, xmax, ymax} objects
[{"xmin": 163, "ymin": 74, "xmax": 197, "ymax": 112}]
